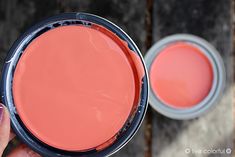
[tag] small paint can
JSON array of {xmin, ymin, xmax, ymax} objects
[{"xmin": 145, "ymin": 34, "xmax": 225, "ymax": 120}]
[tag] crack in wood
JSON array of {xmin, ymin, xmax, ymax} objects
[{"xmin": 144, "ymin": 0, "xmax": 153, "ymax": 157}]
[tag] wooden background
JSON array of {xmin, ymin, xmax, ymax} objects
[{"xmin": 0, "ymin": 0, "xmax": 234, "ymax": 157}]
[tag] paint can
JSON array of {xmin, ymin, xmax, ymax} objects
[
  {"xmin": 145, "ymin": 34, "xmax": 225, "ymax": 120},
  {"xmin": 1, "ymin": 13, "xmax": 149, "ymax": 157}
]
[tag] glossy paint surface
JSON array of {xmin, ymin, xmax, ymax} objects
[
  {"xmin": 13, "ymin": 25, "xmax": 143, "ymax": 151},
  {"xmin": 150, "ymin": 42, "xmax": 213, "ymax": 109}
]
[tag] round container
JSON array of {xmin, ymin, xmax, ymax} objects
[
  {"xmin": 1, "ymin": 13, "xmax": 148, "ymax": 157},
  {"xmin": 145, "ymin": 34, "xmax": 225, "ymax": 120}
]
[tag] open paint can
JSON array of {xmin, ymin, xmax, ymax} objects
[
  {"xmin": 1, "ymin": 13, "xmax": 148, "ymax": 156},
  {"xmin": 145, "ymin": 34, "xmax": 225, "ymax": 120}
]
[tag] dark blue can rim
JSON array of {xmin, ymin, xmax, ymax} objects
[{"xmin": 0, "ymin": 13, "xmax": 149, "ymax": 157}]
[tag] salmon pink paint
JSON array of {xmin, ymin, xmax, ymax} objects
[
  {"xmin": 12, "ymin": 25, "xmax": 142, "ymax": 151},
  {"xmin": 150, "ymin": 42, "xmax": 213, "ymax": 109}
]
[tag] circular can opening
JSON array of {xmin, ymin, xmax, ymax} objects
[
  {"xmin": 1, "ymin": 13, "xmax": 148, "ymax": 157},
  {"xmin": 150, "ymin": 42, "xmax": 213, "ymax": 109}
]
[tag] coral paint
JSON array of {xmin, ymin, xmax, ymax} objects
[
  {"xmin": 150, "ymin": 42, "xmax": 213, "ymax": 109},
  {"xmin": 12, "ymin": 25, "xmax": 142, "ymax": 151}
]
